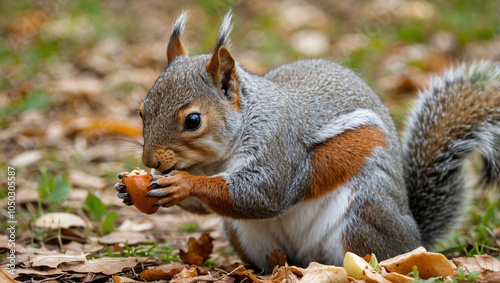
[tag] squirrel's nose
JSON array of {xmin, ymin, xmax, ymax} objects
[
  {"xmin": 142, "ymin": 148, "xmax": 176, "ymax": 172},
  {"xmin": 142, "ymin": 151, "xmax": 159, "ymax": 169}
]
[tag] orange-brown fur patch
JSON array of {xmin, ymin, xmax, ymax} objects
[
  {"xmin": 139, "ymin": 103, "xmax": 144, "ymax": 116},
  {"xmin": 306, "ymin": 126, "xmax": 386, "ymax": 200},
  {"xmin": 205, "ymin": 47, "xmax": 240, "ymax": 112},
  {"xmin": 166, "ymin": 35, "xmax": 186, "ymax": 66},
  {"xmin": 189, "ymin": 174, "xmax": 249, "ymax": 219},
  {"xmin": 205, "ymin": 50, "xmax": 221, "ymax": 83}
]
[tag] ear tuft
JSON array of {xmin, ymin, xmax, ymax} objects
[
  {"xmin": 214, "ymin": 10, "xmax": 233, "ymax": 52},
  {"xmin": 204, "ymin": 11, "xmax": 240, "ymax": 110},
  {"xmin": 167, "ymin": 11, "xmax": 188, "ymax": 66}
]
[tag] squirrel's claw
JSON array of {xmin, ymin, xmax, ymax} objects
[
  {"xmin": 146, "ymin": 189, "xmax": 168, "ymax": 197},
  {"xmin": 122, "ymin": 199, "xmax": 134, "ymax": 206},
  {"xmin": 114, "ymin": 182, "xmax": 126, "ymax": 191},
  {"xmin": 117, "ymin": 192, "xmax": 129, "ymax": 199},
  {"xmin": 117, "ymin": 172, "xmax": 129, "ymax": 179}
]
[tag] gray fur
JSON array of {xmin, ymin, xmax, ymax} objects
[
  {"xmin": 140, "ymin": 12, "xmax": 500, "ymax": 270},
  {"xmin": 220, "ymin": 59, "xmax": 407, "ymax": 219},
  {"xmin": 402, "ymin": 61, "xmax": 500, "ymax": 247}
]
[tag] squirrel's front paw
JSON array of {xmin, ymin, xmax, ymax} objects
[
  {"xmin": 115, "ymin": 171, "xmax": 133, "ymax": 206},
  {"xmin": 146, "ymin": 171, "xmax": 193, "ymax": 208}
]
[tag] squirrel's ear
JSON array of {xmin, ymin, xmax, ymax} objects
[
  {"xmin": 166, "ymin": 11, "xmax": 188, "ymax": 66},
  {"xmin": 206, "ymin": 46, "xmax": 240, "ymax": 109}
]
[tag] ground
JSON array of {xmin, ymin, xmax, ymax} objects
[{"xmin": 0, "ymin": 0, "xmax": 499, "ymax": 282}]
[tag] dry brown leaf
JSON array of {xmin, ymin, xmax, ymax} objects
[
  {"xmin": 60, "ymin": 256, "xmax": 150, "ymax": 275},
  {"xmin": 112, "ymin": 276, "xmax": 143, "ymax": 283},
  {"xmin": 179, "ymin": 233, "xmax": 214, "ymax": 266},
  {"xmin": 379, "ymin": 247, "xmax": 453, "ymax": 279},
  {"xmin": 8, "ymin": 150, "xmax": 43, "ymax": 167},
  {"xmin": 268, "ymin": 264, "xmax": 301, "ymax": 283},
  {"xmin": 231, "ymin": 270, "xmax": 263, "ymax": 283},
  {"xmin": 0, "ymin": 235, "xmax": 26, "ymax": 253},
  {"xmin": 381, "ymin": 268, "xmax": 414, "ymax": 283},
  {"xmin": 63, "ymin": 241, "xmax": 102, "ymax": 254},
  {"xmin": 452, "ymin": 255, "xmax": 500, "ymax": 273},
  {"xmin": 140, "ymin": 267, "xmax": 182, "ymax": 281},
  {"xmin": 363, "ymin": 269, "xmax": 391, "ymax": 283},
  {"xmin": 170, "ymin": 265, "xmax": 199, "ymax": 282},
  {"xmin": 297, "ymin": 262, "xmax": 349, "ymax": 283},
  {"xmin": 30, "ymin": 254, "xmax": 87, "ymax": 268},
  {"xmin": 14, "ymin": 267, "xmax": 64, "ymax": 278},
  {"xmin": 156, "ymin": 262, "xmax": 190, "ymax": 272},
  {"xmin": 266, "ymin": 249, "xmax": 288, "ymax": 270},
  {"xmin": 0, "ymin": 267, "xmax": 17, "ymax": 283},
  {"xmin": 473, "ymin": 255, "xmax": 500, "ymax": 272},
  {"xmin": 478, "ymin": 270, "xmax": 500, "ymax": 283},
  {"xmin": 97, "ymin": 231, "xmax": 151, "ymax": 245},
  {"xmin": 173, "ymin": 274, "xmax": 227, "ymax": 283},
  {"xmin": 69, "ymin": 170, "xmax": 106, "ymax": 190},
  {"xmin": 34, "ymin": 212, "xmax": 87, "ymax": 229}
]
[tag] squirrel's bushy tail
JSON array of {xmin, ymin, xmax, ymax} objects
[{"xmin": 402, "ymin": 62, "xmax": 500, "ymax": 247}]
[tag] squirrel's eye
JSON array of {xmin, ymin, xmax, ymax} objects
[{"xmin": 184, "ymin": 113, "xmax": 201, "ymax": 130}]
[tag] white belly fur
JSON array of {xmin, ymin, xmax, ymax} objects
[{"xmin": 226, "ymin": 183, "xmax": 354, "ymax": 269}]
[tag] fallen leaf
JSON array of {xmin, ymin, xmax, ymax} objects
[
  {"xmin": 173, "ymin": 274, "xmax": 227, "ymax": 283},
  {"xmin": 296, "ymin": 262, "xmax": 349, "ymax": 283},
  {"xmin": 34, "ymin": 212, "xmax": 87, "ymax": 229},
  {"xmin": 231, "ymin": 270, "xmax": 263, "ymax": 283},
  {"xmin": 478, "ymin": 270, "xmax": 500, "ymax": 283},
  {"xmin": 112, "ymin": 276, "xmax": 143, "ymax": 283},
  {"xmin": 60, "ymin": 257, "xmax": 150, "ymax": 275},
  {"xmin": 0, "ymin": 188, "xmax": 38, "ymax": 207},
  {"xmin": 381, "ymin": 268, "xmax": 414, "ymax": 283},
  {"xmin": 268, "ymin": 264, "xmax": 301, "ymax": 283},
  {"xmin": 63, "ymin": 241, "xmax": 103, "ymax": 254},
  {"xmin": 98, "ymin": 231, "xmax": 152, "ymax": 245},
  {"xmin": 179, "ymin": 233, "xmax": 213, "ymax": 266},
  {"xmin": 140, "ymin": 267, "xmax": 182, "ymax": 281},
  {"xmin": 30, "ymin": 254, "xmax": 87, "ymax": 268},
  {"xmin": 266, "ymin": 249, "xmax": 288, "ymax": 270},
  {"xmin": 363, "ymin": 269, "xmax": 391, "ymax": 283},
  {"xmin": 452, "ymin": 255, "xmax": 500, "ymax": 283},
  {"xmin": 118, "ymin": 219, "xmax": 154, "ymax": 232},
  {"xmin": 15, "ymin": 267, "xmax": 65, "ymax": 278},
  {"xmin": 0, "ymin": 235, "xmax": 26, "ymax": 253},
  {"xmin": 69, "ymin": 170, "xmax": 106, "ymax": 190},
  {"xmin": 473, "ymin": 254, "xmax": 500, "ymax": 272},
  {"xmin": 54, "ymin": 77, "xmax": 103, "ymax": 97},
  {"xmin": 0, "ymin": 268, "xmax": 17, "ymax": 283},
  {"xmin": 171, "ymin": 265, "xmax": 198, "ymax": 281},
  {"xmin": 8, "ymin": 150, "xmax": 43, "ymax": 167},
  {"xmin": 379, "ymin": 247, "xmax": 453, "ymax": 279}
]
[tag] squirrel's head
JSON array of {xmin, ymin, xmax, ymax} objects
[{"xmin": 140, "ymin": 11, "xmax": 240, "ymax": 173}]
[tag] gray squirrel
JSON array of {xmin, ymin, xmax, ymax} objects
[{"xmin": 116, "ymin": 11, "xmax": 500, "ymax": 271}]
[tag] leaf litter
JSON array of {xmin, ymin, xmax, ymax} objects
[{"xmin": 1, "ymin": 1, "xmax": 499, "ymax": 282}]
